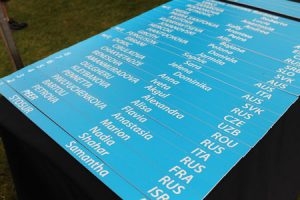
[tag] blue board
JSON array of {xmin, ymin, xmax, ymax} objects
[{"xmin": 0, "ymin": 0, "xmax": 299, "ymax": 199}]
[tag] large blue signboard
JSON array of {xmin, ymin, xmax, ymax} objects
[{"xmin": 0, "ymin": 0, "xmax": 299, "ymax": 199}]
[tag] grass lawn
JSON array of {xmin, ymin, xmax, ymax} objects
[{"xmin": 0, "ymin": 0, "xmax": 168, "ymax": 199}]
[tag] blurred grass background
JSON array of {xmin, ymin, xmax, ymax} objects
[{"xmin": 0, "ymin": 0, "xmax": 168, "ymax": 199}]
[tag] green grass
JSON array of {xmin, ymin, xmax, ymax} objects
[
  {"xmin": 0, "ymin": 139, "xmax": 16, "ymax": 200},
  {"xmin": 0, "ymin": 0, "xmax": 168, "ymax": 199}
]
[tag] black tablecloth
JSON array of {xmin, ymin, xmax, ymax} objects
[{"xmin": 0, "ymin": 96, "xmax": 299, "ymax": 200}]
